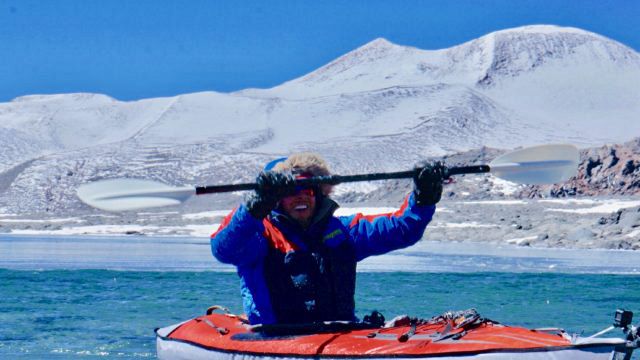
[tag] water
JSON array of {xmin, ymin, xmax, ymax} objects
[{"xmin": 1, "ymin": 235, "xmax": 640, "ymax": 359}]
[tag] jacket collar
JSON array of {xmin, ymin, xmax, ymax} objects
[{"xmin": 270, "ymin": 197, "xmax": 339, "ymax": 231}]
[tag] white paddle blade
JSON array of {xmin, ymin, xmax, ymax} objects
[
  {"xmin": 77, "ymin": 178, "xmax": 195, "ymax": 212},
  {"xmin": 489, "ymin": 144, "xmax": 580, "ymax": 184}
]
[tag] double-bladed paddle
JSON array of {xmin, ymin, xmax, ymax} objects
[{"xmin": 77, "ymin": 144, "xmax": 579, "ymax": 212}]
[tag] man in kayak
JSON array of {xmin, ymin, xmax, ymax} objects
[{"xmin": 211, "ymin": 153, "xmax": 445, "ymax": 325}]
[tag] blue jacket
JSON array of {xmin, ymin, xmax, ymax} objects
[{"xmin": 210, "ymin": 193, "xmax": 435, "ymax": 324}]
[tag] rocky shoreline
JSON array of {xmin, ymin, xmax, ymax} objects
[{"xmin": 2, "ymin": 197, "xmax": 639, "ymax": 251}]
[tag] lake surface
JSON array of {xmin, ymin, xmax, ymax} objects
[{"xmin": 1, "ymin": 235, "xmax": 639, "ymax": 359}]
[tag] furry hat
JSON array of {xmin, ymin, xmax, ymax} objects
[{"xmin": 272, "ymin": 152, "xmax": 333, "ymax": 195}]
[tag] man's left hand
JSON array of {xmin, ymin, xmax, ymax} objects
[{"xmin": 413, "ymin": 161, "xmax": 447, "ymax": 206}]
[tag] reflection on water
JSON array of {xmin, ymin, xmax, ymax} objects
[{"xmin": 2, "ymin": 234, "xmax": 640, "ymax": 274}]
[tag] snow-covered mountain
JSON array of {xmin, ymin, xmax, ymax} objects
[
  {"xmin": 1, "ymin": 25, "xmax": 639, "ymax": 214},
  {"xmin": 241, "ymin": 25, "xmax": 640, "ymax": 146},
  {"xmin": 245, "ymin": 25, "xmax": 639, "ymax": 96}
]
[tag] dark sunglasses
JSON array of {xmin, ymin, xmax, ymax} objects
[
  {"xmin": 293, "ymin": 186, "xmax": 315, "ymax": 197},
  {"xmin": 291, "ymin": 170, "xmax": 317, "ymax": 196}
]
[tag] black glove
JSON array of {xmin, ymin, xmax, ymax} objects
[
  {"xmin": 246, "ymin": 171, "xmax": 296, "ymax": 219},
  {"xmin": 413, "ymin": 161, "xmax": 447, "ymax": 206}
]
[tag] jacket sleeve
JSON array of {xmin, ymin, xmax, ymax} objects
[
  {"xmin": 341, "ymin": 192, "xmax": 436, "ymax": 262},
  {"xmin": 210, "ymin": 205, "xmax": 268, "ymax": 267}
]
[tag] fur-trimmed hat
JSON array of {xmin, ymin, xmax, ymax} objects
[{"xmin": 272, "ymin": 152, "xmax": 333, "ymax": 195}]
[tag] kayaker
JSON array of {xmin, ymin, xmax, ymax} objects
[{"xmin": 211, "ymin": 153, "xmax": 445, "ymax": 325}]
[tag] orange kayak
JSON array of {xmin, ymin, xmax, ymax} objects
[{"xmin": 156, "ymin": 308, "xmax": 634, "ymax": 359}]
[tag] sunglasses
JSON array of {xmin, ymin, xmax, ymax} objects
[
  {"xmin": 291, "ymin": 171, "xmax": 317, "ymax": 197},
  {"xmin": 293, "ymin": 186, "xmax": 315, "ymax": 197}
]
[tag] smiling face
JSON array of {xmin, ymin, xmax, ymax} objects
[{"xmin": 279, "ymin": 187, "xmax": 316, "ymax": 228}]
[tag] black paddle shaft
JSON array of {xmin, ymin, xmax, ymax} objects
[{"xmin": 195, "ymin": 165, "xmax": 490, "ymax": 195}]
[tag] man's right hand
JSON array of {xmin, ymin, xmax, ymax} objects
[{"xmin": 246, "ymin": 171, "xmax": 296, "ymax": 219}]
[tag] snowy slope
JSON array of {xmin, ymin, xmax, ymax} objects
[
  {"xmin": 0, "ymin": 25, "xmax": 639, "ymax": 214},
  {"xmin": 0, "ymin": 93, "xmax": 175, "ymax": 169},
  {"xmin": 0, "ymin": 94, "xmax": 166, "ymax": 148},
  {"xmin": 242, "ymin": 25, "xmax": 639, "ymax": 98}
]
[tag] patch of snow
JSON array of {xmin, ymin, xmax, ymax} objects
[
  {"xmin": 489, "ymin": 178, "xmax": 521, "ymax": 196},
  {"xmin": 182, "ymin": 210, "xmax": 233, "ymax": 220},
  {"xmin": 459, "ymin": 200, "xmax": 527, "ymax": 205},
  {"xmin": 626, "ymin": 229, "xmax": 640, "ymax": 238},
  {"xmin": 545, "ymin": 200, "xmax": 640, "ymax": 214},
  {"xmin": 185, "ymin": 224, "xmax": 217, "ymax": 238},
  {"xmin": 137, "ymin": 211, "xmax": 180, "ymax": 216},
  {"xmin": 505, "ymin": 235, "xmax": 538, "ymax": 245},
  {"xmin": 538, "ymin": 199, "xmax": 598, "ymax": 205},
  {"xmin": 10, "ymin": 223, "xmax": 218, "ymax": 237},
  {"xmin": 10, "ymin": 224, "xmax": 156, "ymax": 236},
  {"xmin": 0, "ymin": 217, "xmax": 84, "ymax": 223},
  {"xmin": 430, "ymin": 222, "xmax": 500, "ymax": 228}
]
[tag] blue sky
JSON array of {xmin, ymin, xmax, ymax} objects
[{"xmin": 1, "ymin": 0, "xmax": 638, "ymax": 102}]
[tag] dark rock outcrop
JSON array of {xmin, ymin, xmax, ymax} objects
[{"xmin": 521, "ymin": 137, "xmax": 640, "ymax": 198}]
